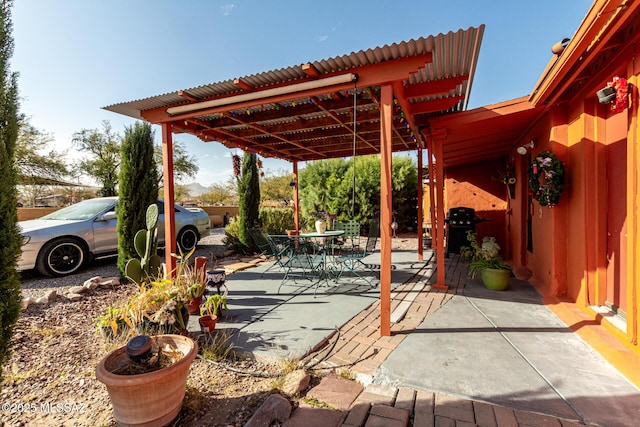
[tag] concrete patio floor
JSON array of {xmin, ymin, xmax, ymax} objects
[{"xmin": 188, "ymin": 249, "xmax": 640, "ymax": 426}]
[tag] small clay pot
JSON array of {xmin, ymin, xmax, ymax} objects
[{"xmin": 198, "ymin": 315, "xmax": 218, "ymax": 334}]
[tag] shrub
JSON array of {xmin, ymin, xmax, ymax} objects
[
  {"xmin": 117, "ymin": 122, "xmax": 159, "ymax": 276},
  {"xmin": 259, "ymin": 207, "xmax": 294, "ymax": 234},
  {"xmin": 0, "ymin": 0, "xmax": 23, "ymax": 382}
]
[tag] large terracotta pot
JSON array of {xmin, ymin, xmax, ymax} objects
[
  {"xmin": 95, "ymin": 334, "xmax": 198, "ymax": 427},
  {"xmin": 480, "ymin": 268, "xmax": 511, "ymax": 291}
]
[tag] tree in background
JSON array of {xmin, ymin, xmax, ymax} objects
[
  {"xmin": 237, "ymin": 152, "xmax": 260, "ymax": 253},
  {"xmin": 117, "ymin": 122, "xmax": 159, "ymax": 276},
  {"xmin": 72, "ymin": 120, "xmax": 121, "ymax": 196},
  {"xmin": 173, "ymin": 183, "xmax": 191, "ymax": 202},
  {"xmin": 72, "ymin": 121, "xmax": 198, "ymax": 197},
  {"xmin": 154, "ymin": 140, "xmax": 198, "ymax": 188},
  {"xmin": 202, "ymin": 181, "xmax": 236, "ymax": 205},
  {"xmin": 299, "ymin": 155, "xmax": 417, "ymax": 231},
  {"xmin": 260, "ymin": 169, "xmax": 294, "ymax": 206},
  {"xmin": 0, "ymin": 0, "xmax": 23, "ymax": 382},
  {"xmin": 16, "ymin": 118, "xmax": 70, "ymax": 205}
]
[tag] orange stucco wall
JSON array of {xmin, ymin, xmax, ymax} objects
[
  {"xmin": 507, "ymin": 39, "xmax": 640, "ymax": 360},
  {"xmin": 445, "ymin": 158, "xmax": 508, "ymax": 256}
]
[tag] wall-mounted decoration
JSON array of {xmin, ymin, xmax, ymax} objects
[
  {"xmin": 597, "ymin": 76, "xmax": 628, "ymax": 113},
  {"xmin": 497, "ymin": 162, "xmax": 517, "ymax": 199},
  {"xmin": 528, "ymin": 151, "xmax": 565, "ymax": 207}
]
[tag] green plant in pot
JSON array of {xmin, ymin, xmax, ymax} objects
[
  {"xmin": 169, "ymin": 248, "xmax": 207, "ymax": 315},
  {"xmin": 201, "ymin": 293, "xmax": 228, "ymax": 318},
  {"xmin": 199, "ymin": 292, "xmax": 228, "ymax": 333},
  {"xmin": 460, "ymin": 231, "xmax": 512, "ymax": 291}
]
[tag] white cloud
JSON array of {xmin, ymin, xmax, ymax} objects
[
  {"xmin": 315, "ymin": 35, "xmax": 328, "ymax": 42},
  {"xmin": 221, "ymin": 4, "xmax": 235, "ymax": 16}
]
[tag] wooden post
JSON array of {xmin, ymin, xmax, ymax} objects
[
  {"xmin": 417, "ymin": 148, "xmax": 423, "ymax": 261},
  {"xmin": 161, "ymin": 122, "xmax": 177, "ymax": 277},
  {"xmin": 426, "ymin": 137, "xmax": 437, "ymax": 249},
  {"xmin": 379, "ymin": 84, "xmax": 393, "ymax": 336},
  {"xmin": 432, "ymin": 131, "xmax": 448, "ymax": 290},
  {"xmin": 293, "ymin": 161, "xmax": 299, "ymax": 232}
]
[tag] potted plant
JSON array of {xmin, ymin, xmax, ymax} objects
[
  {"xmin": 95, "ymin": 334, "xmax": 198, "ymax": 426},
  {"xmin": 199, "ymin": 291, "xmax": 228, "ymax": 333},
  {"xmin": 460, "ymin": 231, "xmax": 512, "ymax": 291},
  {"xmin": 311, "ymin": 210, "xmax": 327, "ymax": 234}
]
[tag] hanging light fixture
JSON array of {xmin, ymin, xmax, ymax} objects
[{"xmin": 517, "ymin": 140, "xmax": 535, "ymax": 155}]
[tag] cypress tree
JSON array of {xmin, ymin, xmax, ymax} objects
[
  {"xmin": 0, "ymin": 0, "xmax": 23, "ymax": 382},
  {"xmin": 238, "ymin": 152, "xmax": 260, "ymax": 253},
  {"xmin": 116, "ymin": 122, "xmax": 159, "ymax": 276}
]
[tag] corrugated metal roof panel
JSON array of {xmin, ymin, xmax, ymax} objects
[{"xmin": 104, "ymin": 27, "xmax": 484, "ymax": 119}]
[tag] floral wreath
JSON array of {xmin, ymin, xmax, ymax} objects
[{"xmin": 528, "ymin": 151, "xmax": 565, "ymax": 207}]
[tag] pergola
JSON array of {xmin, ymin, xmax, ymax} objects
[{"xmin": 103, "ymin": 26, "xmax": 519, "ymax": 336}]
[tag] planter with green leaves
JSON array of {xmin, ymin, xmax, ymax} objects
[{"xmin": 461, "ymin": 231, "xmax": 512, "ymax": 291}]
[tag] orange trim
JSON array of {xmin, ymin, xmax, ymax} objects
[
  {"xmin": 544, "ymin": 295, "xmax": 640, "ymax": 389},
  {"xmin": 627, "ymin": 69, "xmax": 639, "ymax": 346}
]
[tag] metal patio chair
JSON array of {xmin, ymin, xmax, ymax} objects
[
  {"xmin": 327, "ymin": 219, "xmax": 360, "ymax": 254},
  {"xmin": 336, "ymin": 215, "xmax": 380, "ymax": 287},
  {"xmin": 249, "ymin": 228, "xmax": 291, "ymax": 278}
]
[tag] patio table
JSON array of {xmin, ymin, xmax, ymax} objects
[{"xmin": 299, "ymin": 230, "xmax": 345, "ymax": 295}]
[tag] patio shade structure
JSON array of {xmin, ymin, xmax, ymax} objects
[{"xmin": 105, "ymin": 27, "xmax": 485, "ymax": 336}]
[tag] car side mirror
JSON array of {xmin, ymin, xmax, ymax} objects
[{"xmin": 99, "ymin": 212, "xmax": 117, "ymax": 221}]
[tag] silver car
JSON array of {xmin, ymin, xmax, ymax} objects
[{"xmin": 18, "ymin": 197, "xmax": 211, "ymax": 277}]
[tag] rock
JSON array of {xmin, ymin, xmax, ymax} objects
[
  {"xmin": 84, "ymin": 281, "xmax": 99, "ymax": 290},
  {"xmin": 66, "ymin": 293, "xmax": 83, "ymax": 302},
  {"xmin": 84, "ymin": 276, "xmax": 102, "ymax": 286},
  {"xmin": 100, "ymin": 277, "xmax": 120, "ymax": 287},
  {"xmin": 282, "ymin": 369, "xmax": 310, "ymax": 396},
  {"xmin": 244, "ymin": 394, "xmax": 291, "ymax": 427},
  {"xmin": 69, "ymin": 285, "xmax": 88, "ymax": 294},
  {"xmin": 21, "ymin": 297, "xmax": 35, "ymax": 310},
  {"xmin": 45, "ymin": 290, "xmax": 57, "ymax": 302},
  {"xmin": 35, "ymin": 297, "xmax": 49, "ymax": 305},
  {"xmin": 84, "ymin": 277, "xmax": 101, "ymax": 289}
]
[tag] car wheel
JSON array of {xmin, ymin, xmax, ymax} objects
[
  {"xmin": 36, "ymin": 238, "xmax": 88, "ymax": 277},
  {"xmin": 177, "ymin": 227, "xmax": 199, "ymax": 252}
]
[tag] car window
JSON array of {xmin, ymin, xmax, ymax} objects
[{"xmin": 41, "ymin": 199, "xmax": 115, "ymax": 220}]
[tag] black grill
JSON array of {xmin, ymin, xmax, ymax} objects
[{"xmin": 445, "ymin": 207, "xmax": 485, "ymax": 256}]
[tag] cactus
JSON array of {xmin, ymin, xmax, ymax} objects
[{"xmin": 125, "ymin": 204, "xmax": 162, "ymax": 286}]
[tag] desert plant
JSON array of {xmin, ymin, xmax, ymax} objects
[
  {"xmin": 95, "ymin": 305, "xmax": 128, "ymax": 339},
  {"xmin": 125, "ymin": 203, "xmax": 162, "ymax": 287},
  {"xmin": 238, "ymin": 152, "xmax": 260, "ymax": 254},
  {"xmin": 200, "ymin": 293, "xmax": 228, "ymax": 318},
  {"xmin": 117, "ymin": 121, "xmax": 158, "ymax": 276},
  {"xmin": 0, "ymin": 0, "xmax": 23, "ymax": 383},
  {"xmin": 199, "ymin": 330, "xmax": 234, "ymax": 362}
]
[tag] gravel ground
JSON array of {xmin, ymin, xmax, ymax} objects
[{"xmin": 4, "ymin": 228, "xmax": 419, "ymax": 426}]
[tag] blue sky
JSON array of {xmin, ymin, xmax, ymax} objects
[{"xmin": 12, "ymin": 1, "xmax": 592, "ymax": 187}]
